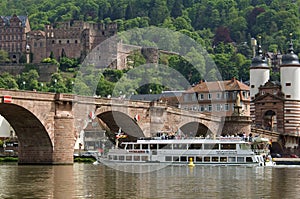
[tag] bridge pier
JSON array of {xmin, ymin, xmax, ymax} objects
[{"xmin": 52, "ymin": 115, "xmax": 75, "ymax": 164}]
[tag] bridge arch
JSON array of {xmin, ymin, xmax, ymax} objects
[
  {"xmin": 0, "ymin": 103, "xmax": 53, "ymax": 164},
  {"xmin": 97, "ymin": 111, "xmax": 145, "ymax": 141},
  {"xmin": 179, "ymin": 122, "xmax": 213, "ymax": 137}
]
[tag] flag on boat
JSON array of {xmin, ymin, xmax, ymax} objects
[
  {"xmin": 134, "ymin": 114, "xmax": 140, "ymax": 121},
  {"xmin": 116, "ymin": 128, "xmax": 127, "ymax": 139},
  {"xmin": 88, "ymin": 111, "xmax": 95, "ymax": 119}
]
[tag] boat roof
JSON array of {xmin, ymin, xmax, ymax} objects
[{"xmin": 123, "ymin": 137, "xmax": 249, "ymax": 144}]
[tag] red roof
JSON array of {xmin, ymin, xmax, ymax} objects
[{"xmin": 185, "ymin": 78, "xmax": 249, "ymax": 93}]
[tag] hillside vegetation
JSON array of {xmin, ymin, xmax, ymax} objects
[{"xmin": 0, "ymin": 0, "xmax": 300, "ymax": 95}]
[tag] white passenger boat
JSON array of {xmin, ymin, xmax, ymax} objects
[{"xmin": 97, "ymin": 135, "xmax": 275, "ymax": 167}]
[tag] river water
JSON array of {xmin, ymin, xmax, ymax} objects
[{"xmin": 0, "ymin": 163, "xmax": 300, "ymax": 199}]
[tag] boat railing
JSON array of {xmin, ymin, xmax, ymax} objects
[{"xmin": 138, "ymin": 136, "xmax": 245, "ymax": 141}]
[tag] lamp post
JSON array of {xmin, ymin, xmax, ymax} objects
[
  {"xmin": 22, "ymin": 81, "xmax": 26, "ymax": 90},
  {"xmin": 54, "ymin": 79, "xmax": 57, "ymax": 93}
]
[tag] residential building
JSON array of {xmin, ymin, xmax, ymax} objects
[{"xmin": 180, "ymin": 78, "xmax": 250, "ymax": 116}]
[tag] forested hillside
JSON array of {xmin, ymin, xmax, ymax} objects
[{"xmin": 1, "ymin": 0, "xmax": 300, "ymax": 95}]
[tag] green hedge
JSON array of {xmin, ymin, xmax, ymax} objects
[{"xmin": 0, "ymin": 157, "xmax": 18, "ymax": 162}]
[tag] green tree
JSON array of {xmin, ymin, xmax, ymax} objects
[
  {"xmin": 148, "ymin": 0, "xmax": 169, "ymax": 25},
  {"xmin": 0, "ymin": 73, "xmax": 19, "ymax": 89},
  {"xmin": 16, "ymin": 69, "xmax": 40, "ymax": 91},
  {"xmin": 0, "ymin": 50, "xmax": 10, "ymax": 63}
]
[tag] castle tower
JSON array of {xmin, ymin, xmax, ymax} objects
[
  {"xmin": 280, "ymin": 37, "xmax": 300, "ymax": 135},
  {"xmin": 250, "ymin": 41, "xmax": 270, "ymax": 100},
  {"xmin": 280, "ymin": 39, "xmax": 300, "ymax": 100},
  {"xmin": 249, "ymin": 39, "xmax": 270, "ymax": 122}
]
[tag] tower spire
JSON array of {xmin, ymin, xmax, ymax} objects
[{"xmin": 288, "ymin": 33, "xmax": 294, "ymax": 54}]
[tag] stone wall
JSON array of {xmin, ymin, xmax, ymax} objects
[{"xmin": 0, "ymin": 63, "xmax": 57, "ymax": 82}]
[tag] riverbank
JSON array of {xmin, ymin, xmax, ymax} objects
[
  {"xmin": 273, "ymin": 158, "xmax": 300, "ymax": 165},
  {"xmin": 0, "ymin": 157, "xmax": 95, "ymax": 163}
]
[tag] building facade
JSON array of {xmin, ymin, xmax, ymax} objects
[
  {"xmin": 0, "ymin": 15, "xmax": 31, "ymax": 63},
  {"xmin": 180, "ymin": 78, "xmax": 250, "ymax": 117},
  {"xmin": 0, "ymin": 15, "xmax": 117, "ymax": 64}
]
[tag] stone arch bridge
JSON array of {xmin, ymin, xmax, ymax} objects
[{"xmin": 0, "ymin": 89, "xmax": 249, "ymax": 164}]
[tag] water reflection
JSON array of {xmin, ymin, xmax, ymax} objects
[{"xmin": 0, "ymin": 164, "xmax": 300, "ymax": 198}]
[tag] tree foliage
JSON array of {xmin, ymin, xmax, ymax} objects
[{"xmin": 2, "ymin": 0, "xmax": 300, "ymax": 94}]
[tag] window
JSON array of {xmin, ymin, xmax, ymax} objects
[
  {"xmin": 216, "ymin": 104, "xmax": 221, "ymax": 111},
  {"xmin": 212, "ymin": 157, "xmax": 219, "ymax": 162},
  {"xmin": 196, "ymin": 156, "xmax": 202, "ymax": 162},
  {"xmin": 180, "ymin": 156, "xmax": 187, "ymax": 162},
  {"xmin": 199, "ymin": 93, "xmax": 204, "ymax": 100},
  {"xmin": 208, "ymin": 104, "xmax": 212, "ymax": 112},
  {"xmin": 188, "ymin": 144, "xmax": 202, "ymax": 149},
  {"xmin": 220, "ymin": 157, "xmax": 227, "ymax": 162},
  {"xmin": 200, "ymin": 106, "xmax": 204, "ymax": 112},
  {"xmin": 165, "ymin": 156, "xmax": 172, "ymax": 161},
  {"xmin": 134, "ymin": 156, "xmax": 140, "ymax": 161},
  {"xmin": 286, "ymin": 83, "xmax": 291, "ymax": 86},
  {"xmin": 286, "ymin": 95, "xmax": 291, "ymax": 98},
  {"xmin": 208, "ymin": 93, "xmax": 212, "ymax": 99},
  {"xmin": 217, "ymin": 92, "xmax": 221, "ymax": 99},
  {"xmin": 225, "ymin": 104, "xmax": 229, "ymax": 111},
  {"xmin": 204, "ymin": 157, "xmax": 210, "ymax": 162},
  {"xmin": 204, "ymin": 144, "xmax": 219, "ymax": 150},
  {"xmin": 173, "ymin": 156, "xmax": 179, "ymax": 162},
  {"xmin": 251, "ymin": 85, "xmax": 255, "ymax": 88},
  {"xmin": 221, "ymin": 144, "xmax": 236, "ymax": 150},
  {"xmin": 192, "ymin": 93, "xmax": 197, "ymax": 101}
]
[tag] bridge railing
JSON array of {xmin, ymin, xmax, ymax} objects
[{"xmin": 251, "ymin": 126, "xmax": 281, "ymax": 138}]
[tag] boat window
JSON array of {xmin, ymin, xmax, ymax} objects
[
  {"xmin": 228, "ymin": 157, "xmax": 236, "ymax": 162},
  {"xmin": 126, "ymin": 156, "xmax": 132, "ymax": 161},
  {"xmin": 204, "ymin": 144, "xmax": 219, "ymax": 150},
  {"xmin": 220, "ymin": 144, "xmax": 236, "ymax": 150},
  {"xmin": 120, "ymin": 143, "xmax": 126, "ymax": 148},
  {"xmin": 142, "ymin": 144, "xmax": 149, "ymax": 150},
  {"xmin": 173, "ymin": 144, "xmax": 187, "ymax": 150},
  {"xmin": 150, "ymin": 144, "xmax": 157, "ymax": 150},
  {"xmin": 240, "ymin": 143, "xmax": 251, "ymax": 150},
  {"xmin": 220, "ymin": 157, "xmax": 227, "ymax": 162},
  {"xmin": 134, "ymin": 144, "xmax": 141, "ymax": 149},
  {"xmin": 152, "ymin": 150, "xmax": 157, "ymax": 155},
  {"xmin": 165, "ymin": 156, "xmax": 172, "ymax": 161},
  {"xmin": 204, "ymin": 157, "xmax": 210, "ymax": 162},
  {"xmin": 134, "ymin": 156, "xmax": 140, "ymax": 161},
  {"xmin": 173, "ymin": 156, "xmax": 179, "ymax": 161},
  {"xmin": 158, "ymin": 144, "xmax": 167, "ymax": 149},
  {"xmin": 188, "ymin": 144, "xmax": 202, "ymax": 149},
  {"xmin": 196, "ymin": 156, "xmax": 202, "ymax": 162},
  {"xmin": 212, "ymin": 157, "xmax": 219, "ymax": 162},
  {"xmin": 126, "ymin": 144, "xmax": 132, "ymax": 149},
  {"xmin": 141, "ymin": 156, "xmax": 148, "ymax": 161},
  {"xmin": 113, "ymin": 156, "xmax": 118, "ymax": 160},
  {"xmin": 237, "ymin": 157, "xmax": 244, "ymax": 162},
  {"xmin": 108, "ymin": 155, "xmax": 112, "ymax": 160},
  {"xmin": 180, "ymin": 156, "xmax": 187, "ymax": 162},
  {"xmin": 119, "ymin": 156, "xmax": 124, "ymax": 161},
  {"xmin": 246, "ymin": 157, "xmax": 253, "ymax": 162}
]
